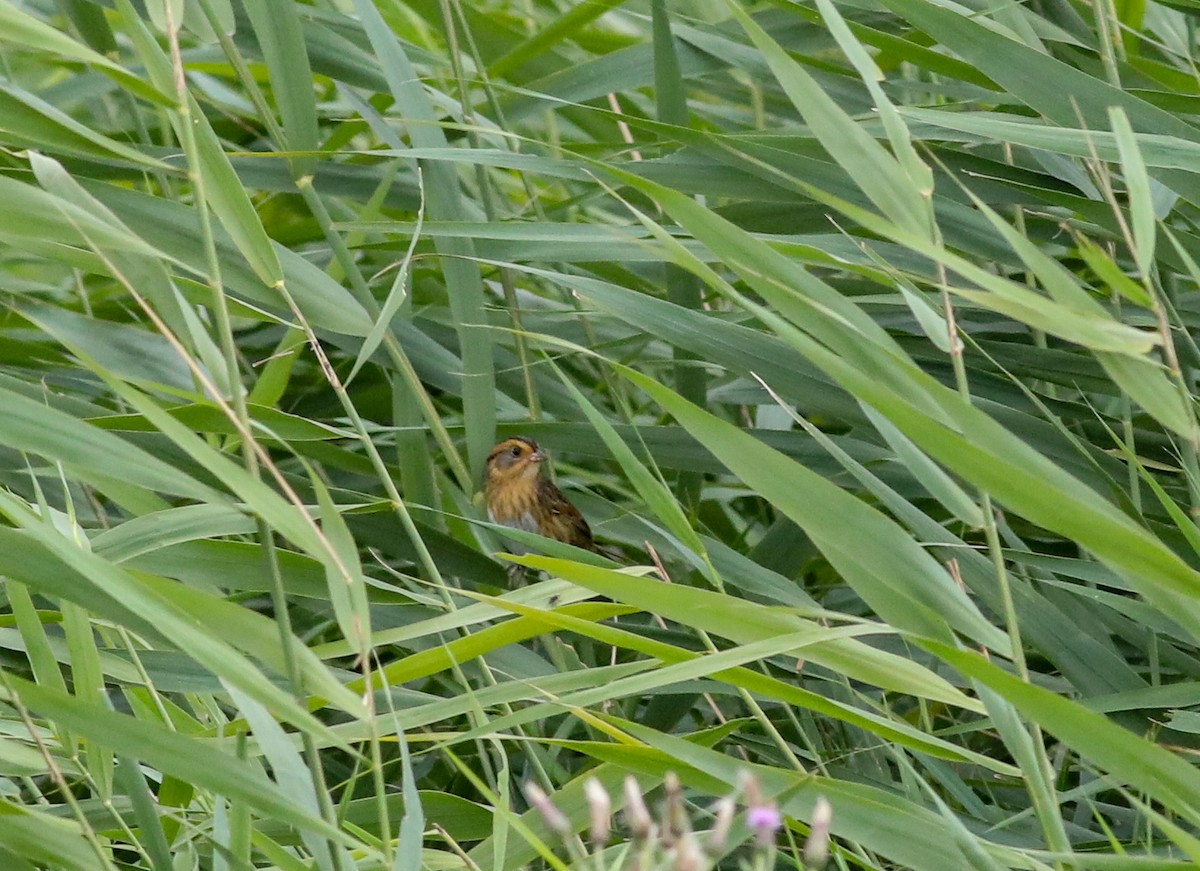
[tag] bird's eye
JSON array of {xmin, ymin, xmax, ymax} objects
[{"xmin": 510, "ymin": 445, "xmax": 522, "ymax": 457}]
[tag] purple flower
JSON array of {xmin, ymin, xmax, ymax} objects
[
  {"xmin": 746, "ymin": 804, "xmax": 783, "ymax": 847},
  {"xmin": 746, "ymin": 805, "xmax": 782, "ymax": 832}
]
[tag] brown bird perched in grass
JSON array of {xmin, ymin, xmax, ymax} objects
[{"xmin": 484, "ymin": 436, "xmax": 596, "ymax": 552}]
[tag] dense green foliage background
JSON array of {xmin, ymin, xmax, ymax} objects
[{"xmin": 2, "ymin": 0, "xmax": 1200, "ymax": 867}]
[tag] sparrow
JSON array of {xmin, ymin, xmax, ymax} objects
[{"xmin": 484, "ymin": 436, "xmax": 596, "ymax": 552}]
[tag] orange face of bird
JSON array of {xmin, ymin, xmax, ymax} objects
[
  {"xmin": 485, "ymin": 437, "xmax": 548, "ymax": 489},
  {"xmin": 484, "ymin": 435, "xmax": 597, "ymax": 553}
]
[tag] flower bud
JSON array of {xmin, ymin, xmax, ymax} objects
[
  {"xmin": 584, "ymin": 777, "xmax": 611, "ymax": 847},
  {"xmin": 523, "ymin": 781, "xmax": 571, "ymax": 836},
  {"xmin": 803, "ymin": 797, "xmax": 832, "ymax": 869},
  {"xmin": 623, "ymin": 775, "xmax": 654, "ymax": 841},
  {"xmin": 661, "ymin": 772, "xmax": 688, "ymax": 847},
  {"xmin": 674, "ymin": 833, "xmax": 704, "ymax": 871},
  {"xmin": 706, "ymin": 796, "xmax": 736, "ymax": 855},
  {"xmin": 738, "ymin": 771, "xmax": 763, "ymax": 809}
]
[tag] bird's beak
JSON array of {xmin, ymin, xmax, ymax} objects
[{"xmin": 530, "ymin": 449, "xmax": 548, "ymax": 463}]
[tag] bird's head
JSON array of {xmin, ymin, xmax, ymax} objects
[{"xmin": 485, "ymin": 436, "xmax": 547, "ymax": 487}]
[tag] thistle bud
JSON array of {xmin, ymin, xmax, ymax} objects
[
  {"xmin": 803, "ymin": 797, "xmax": 832, "ymax": 869},
  {"xmin": 623, "ymin": 775, "xmax": 654, "ymax": 840},
  {"xmin": 674, "ymin": 833, "xmax": 704, "ymax": 871},
  {"xmin": 706, "ymin": 796, "xmax": 736, "ymax": 855},
  {"xmin": 584, "ymin": 777, "xmax": 611, "ymax": 847},
  {"xmin": 523, "ymin": 782, "xmax": 571, "ymax": 836},
  {"xmin": 738, "ymin": 770, "xmax": 763, "ymax": 808},
  {"xmin": 661, "ymin": 772, "xmax": 688, "ymax": 847}
]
